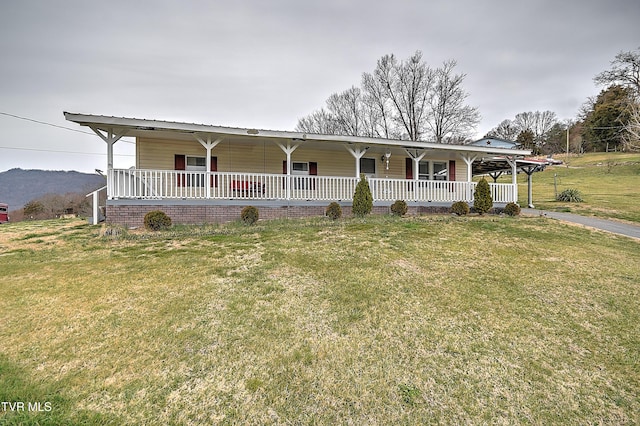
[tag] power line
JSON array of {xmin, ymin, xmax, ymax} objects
[
  {"xmin": 0, "ymin": 111, "xmax": 135, "ymax": 144},
  {"xmin": 0, "ymin": 145, "xmax": 135, "ymax": 157}
]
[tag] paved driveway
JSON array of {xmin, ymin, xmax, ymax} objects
[{"xmin": 522, "ymin": 209, "xmax": 640, "ymax": 240}]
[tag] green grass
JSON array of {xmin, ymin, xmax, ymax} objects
[
  {"xmin": 510, "ymin": 152, "xmax": 640, "ymax": 223},
  {"xmin": 1, "ymin": 217, "xmax": 639, "ymax": 424}
]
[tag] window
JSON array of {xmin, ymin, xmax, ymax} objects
[
  {"xmin": 186, "ymin": 156, "xmax": 206, "ymax": 186},
  {"xmin": 292, "ymin": 162, "xmax": 309, "ymax": 174},
  {"xmin": 418, "ymin": 161, "xmax": 449, "ymax": 180},
  {"xmin": 360, "ymin": 158, "xmax": 376, "ymax": 176}
]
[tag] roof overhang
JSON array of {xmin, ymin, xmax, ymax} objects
[{"xmin": 64, "ymin": 112, "xmax": 532, "ymax": 158}]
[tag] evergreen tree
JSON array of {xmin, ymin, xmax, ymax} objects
[
  {"xmin": 473, "ymin": 177, "xmax": 493, "ymax": 215},
  {"xmin": 352, "ymin": 174, "xmax": 373, "ymax": 216}
]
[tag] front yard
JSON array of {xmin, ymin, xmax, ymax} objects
[{"xmin": 1, "ymin": 216, "xmax": 639, "ymax": 424}]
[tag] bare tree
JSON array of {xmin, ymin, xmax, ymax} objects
[
  {"xmin": 296, "ymin": 108, "xmax": 338, "ymax": 135},
  {"xmin": 594, "ymin": 48, "xmax": 640, "ymax": 99},
  {"xmin": 623, "ymin": 102, "xmax": 640, "ymax": 150},
  {"xmin": 296, "ymin": 51, "xmax": 480, "ymax": 143},
  {"xmin": 485, "ymin": 119, "xmax": 520, "ymax": 141},
  {"xmin": 428, "ymin": 60, "xmax": 480, "ymax": 143}
]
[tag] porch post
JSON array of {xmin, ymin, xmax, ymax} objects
[
  {"xmin": 276, "ymin": 141, "xmax": 300, "ymax": 200},
  {"xmin": 460, "ymin": 153, "xmax": 478, "ymax": 202},
  {"xmin": 404, "ymin": 149, "xmax": 427, "ymax": 202},
  {"xmin": 345, "ymin": 145, "xmax": 369, "ymax": 177},
  {"xmin": 195, "ymin": 134, "xmax": 222, "ymax": 199},
  {"xmin": 505, "ymin": 156, "xmax": 519, "ymax": 203},
  {"xmin": 89, "ymin": 126, "xmax": 128, "ymax": 198}
]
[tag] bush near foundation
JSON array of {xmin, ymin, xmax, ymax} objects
[
  {"xmin": 144, "ymin": 210, "xmax": 172, "ymax": 231},
  {"xmin": 503, "ymin": 202, "xmax": 521, "ymax": 216},
  {"xmin": 326, "ymin": 202, "xmax": 342, "ymax": 220},
  {"xmin": 451, "ymin": 201, "xmax": 470, "ymax": 216},
  {"xmin": 473, "ymin": 177, "xmax": 493, "ymax": 215},
  {"xmin": 352, "ymin": 174, "xmax": 373, "ymax": 217},
  {"xmin": 241, "ymin": 206, "xmax": 259, "ymax": 225},
  {"xmin": 390, "ymin": 200, "xmax": 408, "ymax": 216}
]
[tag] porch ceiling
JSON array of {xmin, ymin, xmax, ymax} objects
[{"xmin": 64, "ymin": 112, "xmax": 532, "ymax": 159}]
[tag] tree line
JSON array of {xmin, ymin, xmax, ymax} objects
[{"xmin": 297, "ymin": 48, "xmax": 640, "ymax": 154}]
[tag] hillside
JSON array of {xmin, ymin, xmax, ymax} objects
[{"xmin": 0, "ymin": 168, "xmax": 106, "ymax": 210}]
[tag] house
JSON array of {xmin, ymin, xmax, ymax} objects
[
  {"xmin": 64, "ymin": 113, "xmax": 532, "ymax": 227},
  {"xmin": 469, "ymin": 137, "xmax": 522, "ymax": 150}
]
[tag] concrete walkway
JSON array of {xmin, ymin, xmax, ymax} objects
[{"xmin": 521, "ymin": 208, "xmax": 640, "ymax": 240}]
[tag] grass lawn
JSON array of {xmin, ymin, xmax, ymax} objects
[
  {"xmin": 1, "ymin": 216, "xmax": 639, "ymax": 424},
  {"xmin": 510, "ymin": 152, "xmax": 640, "ymax": 223}
]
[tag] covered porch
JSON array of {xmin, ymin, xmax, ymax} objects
[
  {"xmin": 107, "ymin": 168, "xmax": 517, "ymax": 204},
  {"xmin": 65, "ymin": 112, "xmax": 531, "ymax": 224}
]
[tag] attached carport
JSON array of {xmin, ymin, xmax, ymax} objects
[{"xmin": 473, "ymin": 157, "xmax": 549, "ymax": 208}]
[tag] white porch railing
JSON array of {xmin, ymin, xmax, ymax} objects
[{"xmin": 108, "ymin": 169, "xmax": 516, "ymax": 203}]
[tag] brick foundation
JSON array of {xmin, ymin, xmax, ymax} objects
[{"xmin": 105, "ymin": 202, "xmax": 453, "ymax": 228}]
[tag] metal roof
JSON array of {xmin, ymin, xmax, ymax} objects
[{"xmin": 63, "ymin": 112, "xmax": 532, "ymax": 158}]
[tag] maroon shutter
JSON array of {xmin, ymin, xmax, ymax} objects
[
  {"xmin": 405, "ymin": 158, "xmax": 414, "ymax": 192},
  {"xmin": 283, "ymin": 160, "xmax": 287, "ymax": 189},
  {"xmin": 210, "ymin": 156, "xmax": 218, "ymax": 187},
  {"xmin": 309, "ymin": 162, "xmax": 317, "ymax": 190},
  {"xmin": 448, "ymin": 160, "xmax": 456, "ymax": 181},
  {"xmin": 175, "ymin": 154, "xmax": 186, "ymax": 187},
  {"xmin": 405, "ymin": 158, "xmax": 413, "ymax": 179}
]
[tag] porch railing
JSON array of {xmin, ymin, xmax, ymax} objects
[{"xmin": 108, "ymin": 169, "xmax": 516, "ymax": 204}]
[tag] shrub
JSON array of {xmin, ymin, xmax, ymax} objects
[
  {"xmin": 352, "ymin": 174, "xmax": 373, "ymax": 217},
  {"xmin": 556, "ymin": 188, "xmax": 584, "ymax": 202},
  {"xmin": 473, "ymin": 177, "xmax": 493, "ymax": 215},
  {"xmin": 451, "ymin": 201, "xmax": 470, "ymax": 216},
  {"xmin": 241, "ymin": 206, "xmax": 259, "ymax": 225},
  {"xmin": 503, "ymin": 202, "xmax": 521, "ymax": 216},
  {"xmin": 390, "ymin": 200, "xmax": 408, "ymax": 216},
  {"xmin": 144, "ymin": 210, "xmax": 172, "ymax": 231},
  {"xmin": 326, "ymin": 202, "xmax": 342, "ymax": 220}
]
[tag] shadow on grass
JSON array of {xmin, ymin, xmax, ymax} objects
[{"xmin": 0, "ymin": 354, "xmax": 121, "ymax": 425}]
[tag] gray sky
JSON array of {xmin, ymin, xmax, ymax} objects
[{"xmin": 1, "ymin": 0, "xmax": 638, "ymax": 173}]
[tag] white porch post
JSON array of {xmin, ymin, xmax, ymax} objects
[
  {"xmin": 195, "ymin": 134, "xmax": 222, "ymax": 199},
  {"xmin": 276, "ymin": 141, "xmax": 300, "ymax": 200},
  {"xmin": 90, "ymin": 126, "xmax": 128, "ymax": 198},
  {"xmin": 404, "ymin": 149, "xmax": 427, "ymax": 201},
  {"xmin": 461, "ymin": 153, "xmax": 478, "ymax": 202},
  {"xmin": 505, "ymin": 156, "xmax": 519, "ymax": 203},
  {"xmin": 345, "ymin": 145, "xmax": 369, "ymax": 177}
]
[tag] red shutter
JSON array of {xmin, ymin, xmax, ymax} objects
[
  {"xmin": 210, "ymin": 156, "xmax": 218, "ymax": 187},
  {"xmin": 175, "ymin": 154, "xmax": 186, "ymax": 187},
  {"xmin": 283, "ymin": 161, "xmax": 287, "ymax": 189},
  {"xmin": 448, "ymin": 160, "xmax": 456, "ymax": 181},
  {"xmin": 405, "ymin": 158, "xmax": 413, "ymax": 179},
  {"xmin": 405, "ymin": 158, "xmax": 414, "ymax": 192},
  {"xmin": 309, "ymin": 162, "xmax": 317, "ymax": 190}
]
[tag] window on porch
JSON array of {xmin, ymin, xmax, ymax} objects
[{"xmin": 418, "ymin": 161, "xmax": 448, "ymax": 181}]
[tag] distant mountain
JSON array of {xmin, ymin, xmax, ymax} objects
[{"xmin": 0, "ymin": 169, "xmax": 106, "ymax": 210}]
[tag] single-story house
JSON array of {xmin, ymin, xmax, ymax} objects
[{"xmin": 64, "ymin": 113, "xmax": 532, "ymax": 227}]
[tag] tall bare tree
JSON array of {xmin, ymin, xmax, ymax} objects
[
  {"xmin": 296, "ymin": 51, "xmax": 480, "ymax": 143},
  {"xmin": 428, "ymin": 60, "xmax": 480, "ymax": 143}
]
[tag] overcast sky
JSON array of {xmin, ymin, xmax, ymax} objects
[{"xmin": 1, "ymin": 0, "xmax": 638, "ymax": 173}]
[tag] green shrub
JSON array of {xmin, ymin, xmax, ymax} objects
[
  {"xmin": 144, "ymin": 210, "xmax": 172, "ymax": 231},
  {"xmin": 473, "ymin": 177, "xmax": 493, "ymax": 215},
  {"xmin": 326, "ymin": 202, "xmax": 342, "ymax": 220},
  {"xmin": 241, "ymin": 206, "xmax": 259, "ymax": 225},
  {"xmin": 390, "ymin": 200, "xmax": 408, "ymax": 216},
  {"xmin": 352, "ymin": 174, "xmax": 373, "ymax": 217},
  {"xmin": 503, "ymin": 202, "xmax": 521, "ymax": 216},
  {"xmin": 451, "ymin": 201, "xmax": 470, "ymax": 216},
  {"xmin": 556, "ymin": 188, "xmax": 584, "ymax": 202}
]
